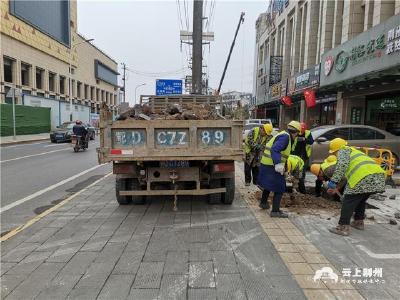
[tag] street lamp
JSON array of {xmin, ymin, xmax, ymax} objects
[
  {"xmin": 134, "ymin": 83, "xmax": 146, "ymax": 105},
  {"xmin": 69, "ymin": 38, "xmax": 94, "ymax": 121}
]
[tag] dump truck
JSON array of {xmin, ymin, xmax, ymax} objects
[{"xmin": 97, "ymin": 95, "xmax": 243, "ymax": 209}]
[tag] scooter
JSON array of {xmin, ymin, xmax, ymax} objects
[{"xmin": 71, "ymin": 134, "xmax": 89, "ymax": 152}]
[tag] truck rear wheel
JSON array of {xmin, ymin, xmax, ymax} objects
[
  {"xmin": 208, "ymin": 179, "xmax": 222, "ymax": 204},
  {"xmin": 130, "ymin": 178, "xmax": 146, "ymax": 205},
  {"xmin": 221, "ymin": 177, "xmax": 235, "ymax": 205},
  {"xmin": 115, "ymin": 178, "xmax": 132, "ymax": 205}
]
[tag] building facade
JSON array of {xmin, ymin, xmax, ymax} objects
[
  {"xmin": 0, "ymin": 0, "xmax": 119, "ymax": 127},
  {"xmin": 254, "ymin": 0, "xmax": 400, "ymax": 132}
]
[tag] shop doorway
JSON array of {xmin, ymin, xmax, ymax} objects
[{"xmin": 366, "ymin": 95, "xmax": 400, "ymax": 136}]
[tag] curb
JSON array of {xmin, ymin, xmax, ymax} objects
[{"xmin": 0, "ymin": 137, "xmax": 49, "ymax": 147}]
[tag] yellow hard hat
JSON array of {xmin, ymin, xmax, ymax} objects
[
  {"xmin": 325, "ymin": 155, "xmax": 337, "ymax": 163},
  {"xmin": 310, "ymin": 164, "xmax": 321, "ymax": 176},
  {"xmin": 329, "ymin": 138, "xmax": 348, "ymax": 153},
  {"xmin": 262, "ymin": 123, "xmax": 273, "ymax": 135},
  {"xmin": 287, "ymin": 120, "xmax": 301, "ymax": 132}
]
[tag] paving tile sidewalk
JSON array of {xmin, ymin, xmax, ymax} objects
[
  {"xmin": 0, "ymin": 133, "xmax": 49, "ymax": 146},
  {"xmin": 0, "ymin": 174, "xmax": 306, "ymax": 299}
]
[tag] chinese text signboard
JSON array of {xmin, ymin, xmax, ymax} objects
[
  {"xmin": 351, "ymin": 107, "xmax": 362, "ymax": 124},
  {"xmin": 287, "ymin": 65, "xmax": 320, "ymax": 96},
  {"xmin": 320, "ymin": 14, "xmax": 400, "ymax": 87},
  {"xmin": 269, "ymin": 56, "xmax": 282, "ymax": 86},
  {"xmin": 156, "ymin": 79, "xmax": 183, "ymax": 96}
]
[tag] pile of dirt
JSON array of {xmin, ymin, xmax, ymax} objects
[
  {"xmin": 116, "ymin": 103, "xmax": 225, "ymax": 121},
  {"xmin": 250, "ymin": 190, "xmax": 341, "ymax": 215}
]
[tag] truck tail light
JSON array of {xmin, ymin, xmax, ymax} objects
[
  {"xmin": 111, "ymin": 149, "xmax": 122, "ymax": 155},
  {"xmin": 110, "ymin": 149, "xmax": 133, "ymax": 155},
  {"xmin": 213, "ymin": 162, "xmax": 235, "ymax": 173}
]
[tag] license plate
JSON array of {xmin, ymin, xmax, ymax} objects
[
  {"xmin": 56, "ymin": 134, "xmax": 64, "ymax": 138},
  {"xmin": 160, "ymin": 161, "xmax": 190, "ymax": 168},
  {"xmin": 155, "ymin": 129, "xmax": 189, "ymax": 147}
]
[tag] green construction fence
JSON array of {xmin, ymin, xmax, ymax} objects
[{"xmin": 0, "ymin": 104, "xmax": 51, "ymax": 136}]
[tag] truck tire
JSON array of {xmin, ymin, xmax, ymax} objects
[
  {"xmin": 208, "ymin": 179, "xmax": 222, "ymax": 204},
  {"xmin": 130, "ymin": 178, "xmax": 146, "ymax": 205},
  {"xmin": 115, "ymin": 178, "xmax": 131, "ymax": 205},
  {"xmin": 221, "ymin": 177, "xmax": 235, "ymax": 205}
]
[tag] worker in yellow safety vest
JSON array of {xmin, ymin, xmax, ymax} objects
[
  {"xmin": 326, "ymin": 138, "xmax": 386, "ymax": 236},
  {"xmin": 286, "ymin": 155, "xmax": 305, "ymax": 192},
  {"xmin": 291, "ymin": 122, "xmax": 314, "ymax": 194},
  {"xmin": 244, "ymin": 123, "xmax": 273, "ymax": 186},
  {"xmin": 257, "ymin": 120, "xmax": 301, "ymax": 217},
  {"xmin": 310, "ymin": 155, "xmax": 338, "ymax": 197}
]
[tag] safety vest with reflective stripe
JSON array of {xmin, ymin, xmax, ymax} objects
[
  {"xmin": 261, "ymin": 131, "xmax": 291, "ymax": 166},
  {"xmin": 292, "ymin": 130, "xmax": 312, "ymax": 158},
  {"xmin": 344, "ymin": 147, "xmax": 385, "ymax": 188},
  {"xmin": 244, "ymin": 127, "xmax": 267, "ymax": 154},
  {"xmin": 320, "ymin": 160, "xmax": 337, "ymax": 178},
  {"xmin": 287, "ymin": 155, "xmax": 304, "ymax": 173}
]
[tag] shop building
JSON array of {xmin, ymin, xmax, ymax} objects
[
  {"xmin": 254, "ymin": 0, "xmax": 400, "ymax": 129},
  {"xmin": 320, "ymin": 14, "xmax": 400, "ymax": 134},
  {"xmin": 0, "ymin": 0, "xmax": 119, "ymax": 126}
]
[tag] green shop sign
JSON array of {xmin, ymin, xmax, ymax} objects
[
  {"xmin": 320, "ymin": 14, "xmax": 400, "ymax": 87},
  {"xmin": 335, "ymin": 34, "xmax": 385, "ymax": 73}
]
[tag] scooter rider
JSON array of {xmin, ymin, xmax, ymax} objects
[{"xmin": 73, "ymin": 120, "xmax": 88, "ymax": 148}]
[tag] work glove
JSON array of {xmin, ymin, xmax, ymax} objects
[
  {"xmin": 327, "ymin": 181, "xmax": 337, "ymax": 190},
  {"xmin": 274, "ymin": 163, "xmax": 285, "ymax": 175}
]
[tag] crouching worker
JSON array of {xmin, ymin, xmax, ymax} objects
[
  {"xmin": 310, "ymin": 155, "xmax": 338, "ymax": 197},
  {"xmin": 244, "ymin": 124, "xmax": 273, "ymax": 186},
  {"xmin": 286, "ymin": 155, "xmax": 304, "ymax": 192},
  {"xmin": 326, "ymin": 138, "xmax": 386, "ymax": 236},
  {"xmin": 257, "ymin": 121, "xmax": 301, "ymax": 217}
]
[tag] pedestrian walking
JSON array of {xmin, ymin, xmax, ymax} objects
[
  {"xmin": 326, "ymin": 138, "xmax": 386, "ymax": 236},
  {"xmin": 291, "ymin": 122, "xmax": 314, "ymax": 193},
  {"xmin": 244, "ymin": 124, "xmax": 273, "ymax": 186},
  {"xmin": 257, "ymin": 120, "xmax": 301, "ymax": 217}
]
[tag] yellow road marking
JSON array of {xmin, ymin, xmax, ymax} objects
[{"xmin": 1, "ymin": 172, "xmax": 112, "ymax": 242}]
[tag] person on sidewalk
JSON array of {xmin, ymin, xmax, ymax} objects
[
  {"xmin": 244, "ymin": 124, "xmax": 273, "ymax": 186},
  {"xmin": 326, "ymin": 138, "xmax": 386, "ymax": 236},
  {"xmin": 257, "ymin": 121, "xmax": 301, "ymax": 217},
  {"xmin": 286, "ymin": 155, "xmax": 304, "ymax": 192},
  {"xmin": 310, "ymin": 155, "xmax": 337, "ymax": 197},
  {"xmin": 291, "ymin": 122, "xmax": 314, "ymax": 194}
]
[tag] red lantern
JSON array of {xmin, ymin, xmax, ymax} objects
[
  {"xmin": 281, "ymin": 96, "xmax": 293, "ymax": 106},
  {"xmin": 304, "ymin": 89, "xmax": 316, "ymax": 108}
]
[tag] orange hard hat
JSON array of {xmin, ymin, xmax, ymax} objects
[{"xmin": 310, "ymin": 164, "xmax": 321, "ymax": 176}]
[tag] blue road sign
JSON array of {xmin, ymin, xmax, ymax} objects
[{"xmin": 156, "ymin": 79, "xmax": 183, "ymax": 95}]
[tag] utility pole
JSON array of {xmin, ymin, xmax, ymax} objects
[
  {"xmin": 192, "ymin": 0, "xmax": 203, "ymax": 94},
  {"xmin": 217, "ymin": 12, "xmax": 245, "ymax": 95},
  {"xmin": 121, "ymin": 63, "xmax": 126, "ymax": 103}
]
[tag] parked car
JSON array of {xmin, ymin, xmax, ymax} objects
[
  {"xmin": 242, "ymin": 123, "xmax": 279, "ymax": 141},
  {"xmin": 245, "ymin": 119, "xmax": 272, "ymax": 126},
  {"xmin": 50, "ymin": 122, "xmax": 95, "ymax": 143},
  {"xmin": 309, "ymin": 125, "xmax": 400, "ymax": 167},
  {"xmin": 50, "ymin": 122, "xmax": 74, "ymax": 143}
]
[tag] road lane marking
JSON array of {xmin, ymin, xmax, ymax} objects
[
  {"xmin": 0, "ymin": 164, "xmax": 107, "ymax": 213},
  {"xmin": 1, "ymin": 172, "xmax": 112, "ymax": 242},
  {"xmin": 356, "ymin": 244, "xmax": 400, "ymax": 259},
  {"xmin": 0, "ymin": 148, "xmax": 69, "ymax": 163}
]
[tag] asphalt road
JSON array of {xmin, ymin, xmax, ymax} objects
[{"xmin": 1, "ymin": 139, "xmax": 111, "ymax": 233}]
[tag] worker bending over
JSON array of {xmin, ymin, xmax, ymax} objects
[
  {"xmin": 286, "ymin": 155, "xmax": 305, "ymax": 192},
  {"xmin": 310, "ymin": 155, "xmax": 338, "ymax": 197},
  {"xmin": 291, "ymin": 122, "xmax": 314, "ymax": 193},
  {"xmin": 244, "ymin": 124, "xmax": 273, "ymax": 186},
  {"xmin": 326, "ymin": 138, "xmax": 385, "ymax": 236},
  {"xmin": 257, "ymin": 121, "xmax": 301, "ymax": 217}
]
